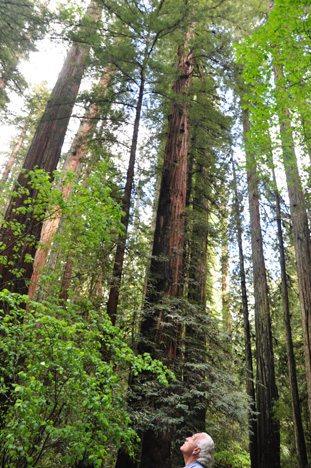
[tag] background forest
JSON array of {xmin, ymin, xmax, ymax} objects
[{"xmin": 0, "ymin": 0, "xmax": 310, "ymax": 467}]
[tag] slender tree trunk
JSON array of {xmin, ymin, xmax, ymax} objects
[
  {"xmin": 269, "ymin": 150, "xmax": 309, "ymax": 468},
  {"xmin": 242, "ymin": 105, "xmax": 280, "ymax": 468},
  {"xmin": 137, "ymin": 37, "xmax": 194, "ymax": 468},
  {"xmin": 232, "ymin": 158, "xmax": 257, "ymax": 468},
  {"xmin": 220, "ymin": 180, "xmax": 231, "ymax": 331},
  {"xmin": 28, "ymin": 69, "xmax": 113, "ymax": 301},
  {"xmin": 0, "ymin": 1, "xmax": 100, "ymax": 303},
  {"xmin": 106, "ymin": 36, "xmax": 150, "ymax": 326}
]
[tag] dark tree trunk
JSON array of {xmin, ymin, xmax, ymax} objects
[
  {"xmin": 0, "ymin": 1, "xmax": 100, "ymax": 303},
  {"xmin": 242, "ymin": 105, "xmax": 280, "ymax": 468},
  {"xmin": 106, "ymin": 37, "xmax": 149, "ymax": 326},
  {"xmin": 232, "ymin": 158, "xmax": 257, "ymax": 468},
  {"xmin": 220, "ymin": 180, "xmax": 231, "ymax": 332},
  {"xmin": 269, "ymin": 152, "xmax": 310, "ymax": 468}
]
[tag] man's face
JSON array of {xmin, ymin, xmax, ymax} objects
[{"xmin": 180, "ymin": 433, "xmax": 203, "ymax": 457}]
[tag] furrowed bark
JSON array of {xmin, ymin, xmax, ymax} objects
[
  {"xmin": 28, "ymin": 69, "xmax": 113, "ymax": 301},
  {"xmin": 0, "ymin": 1, "xmax": 101, "ymax": 303},
  {"xmin": 138, "ymin": 37, "xmax": 194, "ymax": 468}
]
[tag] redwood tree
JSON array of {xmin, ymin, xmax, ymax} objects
[
  {"xmin": 0, "ymin": 1, "xmax": 101, "ymax": 302},
  {"xmin": 137, "ymin": 35, "xmax": 194, "ymax": 468}
]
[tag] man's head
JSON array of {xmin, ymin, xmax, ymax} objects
[{"xmin": 180, "ymin": 432, "xmax": 214, "ymax": 468}]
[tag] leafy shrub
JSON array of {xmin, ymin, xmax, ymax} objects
[{"xmin": 0, "ymin": 291, "xmax": 172, "ymax": 467}]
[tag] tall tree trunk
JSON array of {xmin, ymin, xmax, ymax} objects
[
  {"xmin": 28, "ymin": 69, "xmax": 113, "ymax": 301},
  {"xmin": 106, "ymin": 36, "xmax": 150, "ymax": 326},
  {"xmin": 269, "ymin": 148, "xmax": 309, "ymax": 468},
  {"xmin": 232, "ymin": 157, "xmax": 257, "ymax": 468},
  {"xmin": 269, "ymin": 0, "xmax": 311, "ymax": 429},
  {"xmin": 220, "ymin": 180, "xmax": 231, "ymax": 331},
  {"xmin": 0, "ymin": 1, "xmax": 100, "ymax": 302},
  {"xmin": 138, "ymin": 37, "xmax": 194, "ymax": 468},
  {"xmin": 242, "ymin": 105, "xmax": 280, "ymax": 468}
]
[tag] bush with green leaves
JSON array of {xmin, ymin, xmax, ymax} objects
[
  {"xmin": 0, "ymin": 290, "xmax": 173, "ymax": 467},
  {"xmin": 215, "ymin": 443, "xmax": 250, "ymax": 468}
]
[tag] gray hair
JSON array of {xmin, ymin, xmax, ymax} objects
[{"xmin": 196, "ymin": 433, "xmax": 214, "ymax": 468}]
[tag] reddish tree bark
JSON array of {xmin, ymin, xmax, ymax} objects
[
  {"xmin": 0, "ymin": 1, "xmax": 100, "ymax": 303},
  {"xmin": 138, "ymin": 38, "xmax": 194, "ymax": 468},
  {"xmin": 116, "ymin": 36, "xmax": 194, "ymax": 468},
  {"xmin": 28, "ymin": 69, "xmax": 113, "ymax": 301}
]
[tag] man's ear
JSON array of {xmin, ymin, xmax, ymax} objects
[{"xmin": 193, "ymin": 447, "xmax": 201, "ymax": 456}]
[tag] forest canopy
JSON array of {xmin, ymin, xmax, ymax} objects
[{"xmin": 0, "ymin": 0, "xmax": 311, "ymax": 467}]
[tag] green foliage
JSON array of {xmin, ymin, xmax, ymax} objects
[
  {"xmin": 0, "ymin": 0, "xmax": 49, "ymax": 107},
  {"xmin": 0, "ymin": 290, "xmax": 172, "ymax": 467},
  {"xmin": 215, "ymin": 443, "xmax": 250, "ymax": 468}
]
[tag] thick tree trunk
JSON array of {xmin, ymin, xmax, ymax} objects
[
  {"xmin": 242, "ymin": 105, "xmax": 280, "ymax": 468},
  {"xmin": 232, "ymin": 158, "xmax": 257, "ymax": 468},
  {"xmin": 269, "ymin": 153, "xmax": 309, "ymax": 468},
  {"xmin": 106, "ymin": 37, "xmax": 149, "ymax": 326},
  {"xmin": 138, "ymin": 39, "xmax": 194, "ymax": 468},
  {"xmin": 0, "ymin": 2, "xmax": 100, "ymax": 302},
  {"xmin": 28, "ymin": 70, "xmax": 112, "ymax": 301}
]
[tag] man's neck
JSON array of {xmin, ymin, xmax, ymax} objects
[{"xmin": 183, "ymin": 455, "xmax": 198, "ymax": 466}]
